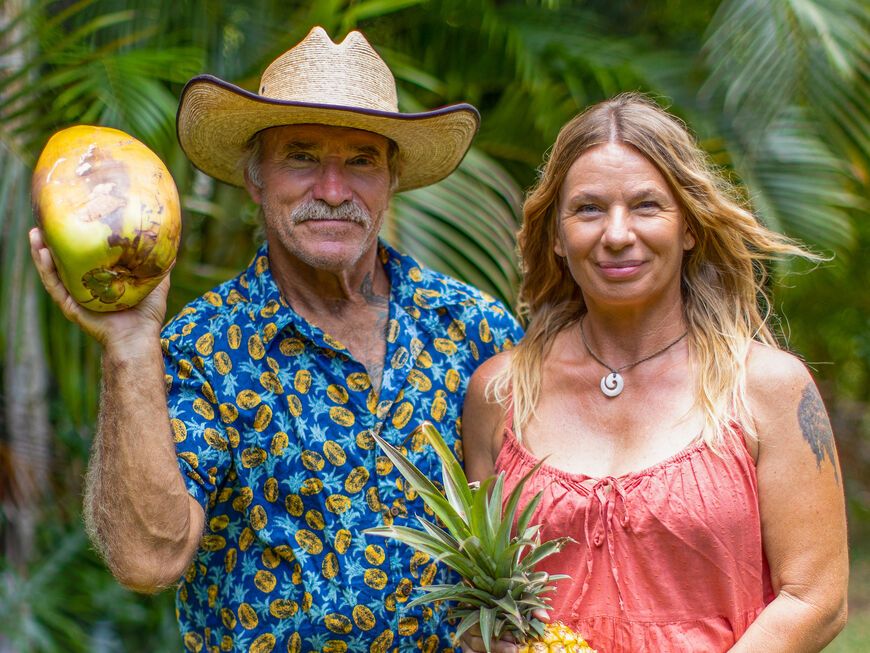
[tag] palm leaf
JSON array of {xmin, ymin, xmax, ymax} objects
[{"xmin": 699, "ymin": 0, "xmax": 868, "ymax": 253}]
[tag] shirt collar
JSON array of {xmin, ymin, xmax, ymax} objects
[{"xmin": 239, "ymin": 239, "xmax": 476, "ymax": 339}]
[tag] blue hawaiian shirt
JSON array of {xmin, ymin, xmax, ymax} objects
[{"xmin": 161, "ymin": 241, "xmax": 523, "ymax": 653}]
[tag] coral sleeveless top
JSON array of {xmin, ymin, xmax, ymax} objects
[{"xmin": 495, "ymin": 421, "xmax": 775, "ymax": 652}]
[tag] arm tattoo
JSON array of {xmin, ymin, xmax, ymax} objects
[{"xmin": 797, "ymin": 382, "xmax": 839, "ymax": 485}]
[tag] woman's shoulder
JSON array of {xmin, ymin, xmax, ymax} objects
[
  {"xmin": 746, "ymin": 341, "xmax": 813, "ymax": 392},
  {"xmin": 466, "ymin": 349, "xmax": 513, "ymax": 418},
  {"xmin": 745, "ymin": 341, "xmax": 817, "ymax": 432},
  {"xmin": 471, "ymin": 348, "xmax": 514, "ymax": 385}
]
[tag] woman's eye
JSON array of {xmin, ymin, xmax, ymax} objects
[
  {"xmin": 577, "ymin": 204, "xmax": 601, "ymax": 215},
  {"xmin": 636, "ymin": 200, "xmax": 659, "ymax": 211}
]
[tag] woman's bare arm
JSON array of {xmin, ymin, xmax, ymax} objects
[{"xmin": 730, "ymin": 345, "xmax": 848, "ymax": 652}]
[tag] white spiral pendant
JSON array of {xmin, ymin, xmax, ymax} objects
[{"xmin": 600, "ymin": 372, "xmax": 624, "ymax": 397}]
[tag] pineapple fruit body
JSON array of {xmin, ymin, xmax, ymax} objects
[{"xmin": 518, "ymin": 622, "xmax": 593, "ymax": 652}]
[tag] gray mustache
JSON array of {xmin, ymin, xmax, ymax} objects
[{"xmin": 290, "ymin": 200, "xmax": 371, "ymax": 226}]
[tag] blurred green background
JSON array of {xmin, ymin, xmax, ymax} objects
[{"xmin": 1, "ymin": 1, "xmax": 867, "ymax": 651}]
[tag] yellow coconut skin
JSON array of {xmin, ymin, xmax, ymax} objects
[{"xmin": 32, "ymin": 125, "xmax": 181, "ymax": 311}]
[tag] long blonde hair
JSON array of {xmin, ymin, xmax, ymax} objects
[{"xmin": 492, "ymin": 92, "xmax": 816, "ymax": 446}]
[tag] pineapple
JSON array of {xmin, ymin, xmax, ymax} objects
[{"xmin": 365, "ymin": 422, "xmax": 595, "ymax": 653}]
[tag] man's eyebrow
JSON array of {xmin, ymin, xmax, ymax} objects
[
  {"xmin": 352, "ymin": 144, "xmax": 385, "ymax": 158},
  {"xmin": 282, "ymin": 140, "xmax": 317, "ymax": 152}
]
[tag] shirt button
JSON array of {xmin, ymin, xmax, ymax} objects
[
  {"xmin": 398, "ymin": 584, "xmax": 412, "ymax": 596},
  {"xmin": 389, "ymin": 506, "xmax": 400, "ymax": 516}
]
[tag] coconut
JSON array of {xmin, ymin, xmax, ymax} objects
[{"xmin": 32, "ymin": 125, "xmax": 181, "ymax": 311}]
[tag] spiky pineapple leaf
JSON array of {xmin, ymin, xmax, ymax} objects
[
  {"xmin": 518, "ymin": 596, "xmax": 552, "ymax": 611},
  {"xmin": 495, "ymin": 460, "xmax": 547, "ymax": 576},
  {"xmin": 364, "ymin": 525, "xmax": 478, "ymax": 580},
  {"xmin": 501, "ymin": 540, "xmax": 543, "ymax": 578},
  {"xmin": 485, "ymin": 473, "xmax": 506, "ymax": 556},
  {"xmin": 457, "ymin": 535, "xmax": 498, "ymax": 577},
  {"xmin": 515, "ymin": 491, "xmax": 545, "ymax": 543},
  {"xmin": 468, "ymin": 475, "xmax": 497, "ymax": 553},
  {"xmin": 440, "ymin": 460, "xmax": 468, "ymax": 520},
  {"xmin": 420, "ymin": 422, "xmax": 474, "ymax": 510},
  {"xmin": 454, "ymin": 610, "xmax": 482, "ymax": 644},
  {"xmin": 492, "ymin": 593, "xmax": 521, "ymax": 621},
  {"xmin": 370, "ymin": 431, "xmax": 470, "ymax": 539},
  {"xmin": 405, "ymin": 584, "xmax": 491, "ymax": 608},
  {"xmin": 512, "ymin": 524, "xmax": 544, "ymax": 569},
  {"xmin": 479, "ymin": 606, "xmax": 497, "ymax": 653},
  {"xmin": 517, "ymin": 537, "xmax": 574, "ymax": 571},
  {"xmin": 415, "ymin": 515, "xmax": 461, "ymax": 551},
  {"xmin": 528, "ymin": 618, "xmax": 548, "ymax": 640}
]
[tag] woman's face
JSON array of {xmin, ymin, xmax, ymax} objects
[{"xmin": 555, "ymin": 142, "xmax": 695, "ymax": 313}]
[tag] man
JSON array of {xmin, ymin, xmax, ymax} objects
[{"xmin": 30, "ymin": 26, "xmax": 522, "ymax": 652}]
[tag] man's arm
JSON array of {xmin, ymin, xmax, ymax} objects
[
  {"xmin": 730, "ymin": 345, "xmax": 848, "ymax": 652},
  {"xmin": 30, "ymin": 228, "xmax": 203, "ymax": 593}
]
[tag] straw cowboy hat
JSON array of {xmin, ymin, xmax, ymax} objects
[{"xmin": 177, "ymin": 26, "xmax": 480, "ymax": 192}]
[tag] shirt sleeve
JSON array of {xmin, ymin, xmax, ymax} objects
[
  {"xmin": 162, "ymin": 324, "xmax": 233, "ymax": 513},
  {"xmin": 474, "ymin": 296, "xmax": 524, "ymax": 357}
]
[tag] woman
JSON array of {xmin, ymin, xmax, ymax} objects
[{"xmin": 460, "ymin": 93, "xmax": 848, "ymax": 652}]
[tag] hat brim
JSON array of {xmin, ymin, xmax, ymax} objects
[{"xmin": 176, "ymin": 75, "xmax": 480, "ymax": 192}]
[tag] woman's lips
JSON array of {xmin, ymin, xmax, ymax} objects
[{"xmin": 597, "ymin": 260, "xmax": 644, "ymax": 278}]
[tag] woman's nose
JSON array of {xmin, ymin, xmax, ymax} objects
[{"xmin": 601, "ymin": 207, "xmax": 635, "ymax": 249}]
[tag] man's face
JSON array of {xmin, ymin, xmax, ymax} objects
[{"xmin": 245, "ymin": 124, "xmax": 393, "ymax": 273}]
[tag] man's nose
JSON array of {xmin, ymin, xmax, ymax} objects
[{"xmin": 311, "ymin": 160, "xmax": 353, "ymax": 206}]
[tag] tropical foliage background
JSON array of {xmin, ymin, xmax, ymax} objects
[{"xmin": 1, "ymin": 0, "xmax": 867, "ymax": 650}]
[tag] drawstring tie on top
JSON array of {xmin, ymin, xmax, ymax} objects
[{"xmin": 576, "ymin": 476, "xmax": 631, "ymax": 610}]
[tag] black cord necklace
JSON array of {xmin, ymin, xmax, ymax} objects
[{"xmin": 579, "ymin": 315, "xmax": 688, "ymax": 398}]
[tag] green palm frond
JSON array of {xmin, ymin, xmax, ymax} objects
[
  {"xmin": 703, "ymin": 0, "xmax": 868, "ymax": 151},
  {"xmin": 729, "ymin": 108, "xmax": 859, "ymax": 252},
  {"xmin": 699, "ymin": 0, "xmax": 868, "ymax": 253},
  {"xmin": 389, "ymin": 147, "xmax": 522, "ymax": 306},
  {"xmin": 702, "ymin": 0, "xmax": 804, "ymax": 138}
]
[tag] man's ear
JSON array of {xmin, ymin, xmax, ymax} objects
[{"xmin": 244, "ymin": 169, "xmax": 263, "ymax": 204}]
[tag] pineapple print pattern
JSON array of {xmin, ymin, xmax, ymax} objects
[{"xmin": 162, "ymin": 242, "xmax": 522, "ymax": 652}]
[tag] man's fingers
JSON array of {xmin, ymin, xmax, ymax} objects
[
  {"xmin": 29, "ymin": 228, "xmax": 76, "ymax": 312},
  {"xmin": 29, "ymin": 226, "xmax": 44, "ymax": 250},
  {"xmin": 492, "ymin": 640, "xmax": 519, "ymax": 653},
  {"xmin": 460, "ymin": 635, "xmax": 519, "ymax": 653},
  {"xmin": 28, "ymin": 227, "xmax": 100, "ymax": 331}
]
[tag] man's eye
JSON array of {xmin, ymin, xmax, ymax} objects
[
  {"xmin": 349, "ymin": 156, "xmax": 375, "ymax": 166},
  {"xmin": 286, "ymin": 152, "xmax": 315, "ymax": 163}
]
